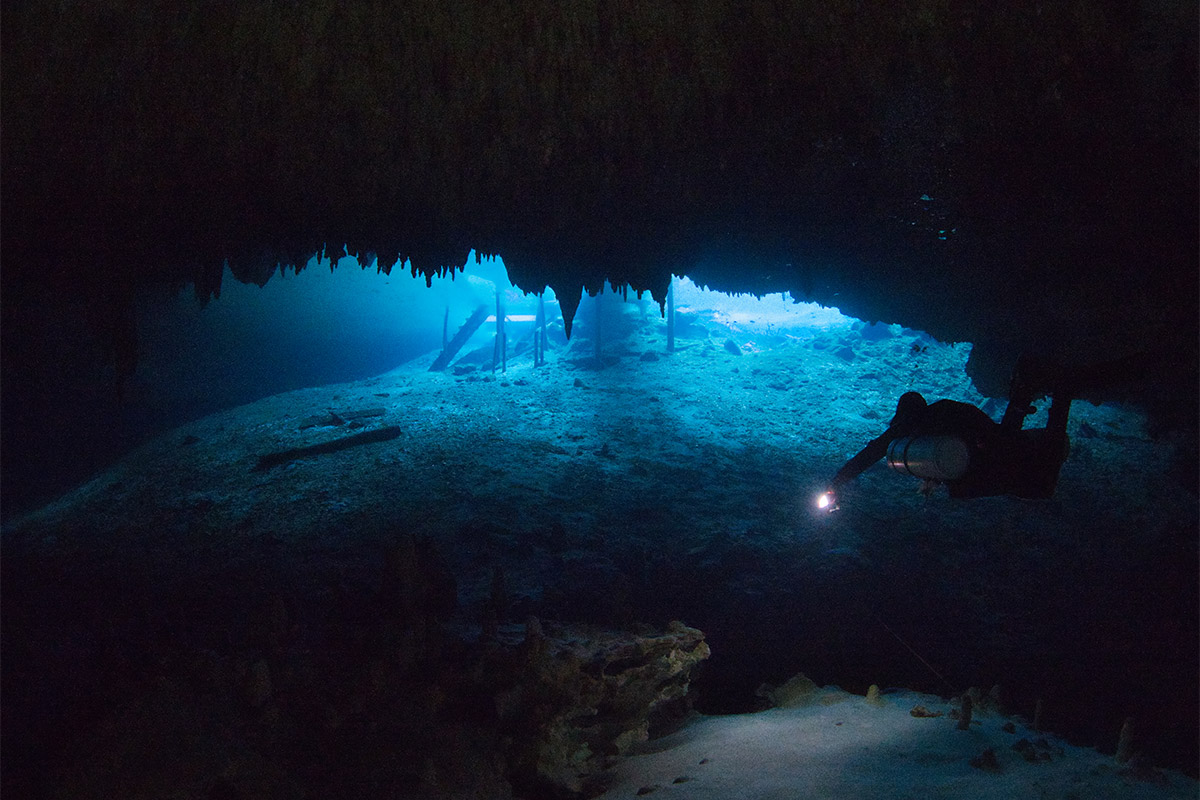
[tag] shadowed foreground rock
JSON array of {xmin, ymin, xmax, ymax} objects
[
  {"xmin": 497, "ymin": 618, "xmax": 710, "ymax": 797},
  {"xmin": 11, "ymin": 530, "xmax": 708, "ymax": 800}
]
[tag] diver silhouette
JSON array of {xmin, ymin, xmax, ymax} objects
[{"xmin": 820, "ymin": 354, "xmax": 1074, "ymax": 506}]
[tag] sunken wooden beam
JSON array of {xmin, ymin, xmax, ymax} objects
[
  {"xmin": 429, "ymin": 304, "xmax": 489, "ymax": 372},
  {"xmin": 541, "ymin": 297, "xmax": 549, "ymax": 354},
  {"xmin": 534, "ymin": 294, "xmax": 546, "ymax": 367},
  {"xmin": 493, "ymin": 290, "xmax": 507, "ymax": 374},
  {"xmin": 252, "ymin": 425, "xmax": 402, "ymax": 472}
]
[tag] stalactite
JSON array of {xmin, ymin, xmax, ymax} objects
[{"xmin": 555, "ymin": 284, "xmax": 583, "ymax": 340}]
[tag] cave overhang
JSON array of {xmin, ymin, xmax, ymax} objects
[{"xmin": 1, "ymin": 1, "xmax": 1195, "ymax": 405}]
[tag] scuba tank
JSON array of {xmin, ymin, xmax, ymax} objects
[{"xmin": 886, "ymin": 436, "xmax": 971, "ymax": 482}]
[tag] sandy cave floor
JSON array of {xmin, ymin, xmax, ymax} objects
[
  {"xmin": 4, "ymin": 299, "xmax": 1197, "ymax": 797},
  {"xmin": 596, "ymin": 686, "xmax": 1198, "ymax": 800}
]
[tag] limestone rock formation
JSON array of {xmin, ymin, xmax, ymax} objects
[{"xmin": 494, "ymin": 619, "xmax": 711, "ymax": 797}]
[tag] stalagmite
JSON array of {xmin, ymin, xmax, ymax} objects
[
  {"xmin": 957, "ymin": 694, "xmax": 973, "ymax": 730},
  {"xmin": 1116, "ymin": 717, "xmax": 1136, "ymax": 763}
]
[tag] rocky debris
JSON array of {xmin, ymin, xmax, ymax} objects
[
  {"xmin": 969, "ymin": 747, "xmax": 1002, "ymax": 772},
  {"xmin": 298, "ymin": 407, "xmax": 386, "ymax": 429},
  {"xmin": 299, "ymin": 410, "xmax": 346, "ymax": 428},
  {"xmin": 755, "ymin": 673, "xmax": 847, "ymax": 709},
  {"xmin": 910, "ymin": 705, "xmax": 944, "ymax": 718},
  {"xmin": 1012, "ymin": 737, "xmax": 1062, "ymax": 764}
]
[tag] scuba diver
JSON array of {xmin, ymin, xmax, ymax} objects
[{"xmin": 819, "ymin": 354, "xmax": 1075, "ymax": 509}]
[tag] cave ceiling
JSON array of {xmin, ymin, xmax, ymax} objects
[{"xmin": 2, "ymin": 0, "xmax": 1196, "ymax": 401}]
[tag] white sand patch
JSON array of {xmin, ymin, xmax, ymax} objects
[{"xmin": 599, "ymin": 689, "xmax": 1196, "ymax": 800}]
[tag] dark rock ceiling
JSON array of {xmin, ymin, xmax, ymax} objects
[{"xmin": 2, "ymin": 1, "xmax": 1196, "ymax": 413}]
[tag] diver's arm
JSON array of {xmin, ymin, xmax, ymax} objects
[{"xmin": 829, "ymin": 430, "xmax": 893, "ymax": 490}]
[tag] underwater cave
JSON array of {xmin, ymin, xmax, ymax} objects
[{"xmin": 2, "ymin": 2, "xmax": 1197, "ymax": 799}]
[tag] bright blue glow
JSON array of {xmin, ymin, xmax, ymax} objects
[
  {"xmin": 130, "ymin": 250, "xmax": 562, "ymax": 431},
  {"xmin": 672, "ymin": 276, "xmax": 853, "ymax": 334},
  {"xmin": 131, "ymin": 252, "xmax": 992, "ymax": 464}
]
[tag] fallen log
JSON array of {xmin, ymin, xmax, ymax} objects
[{"xmin": 252, "ymin": 426, "xmax": 403, "ymax": 472}]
